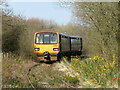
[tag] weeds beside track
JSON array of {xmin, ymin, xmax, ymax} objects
[
  {"xmin": 26, "ymin": 62, "xmax": 40, "ymax": 88},
  {"xmin": 2, "ymin": 53, "xmax": 118, "ymax": 88}
]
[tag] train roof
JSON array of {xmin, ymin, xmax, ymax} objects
[
  {"xmin": 38, "ymin": 30, "xmax": 57, "ymax": 33},
  {"xmin": 59, "ymin": 32, "xmax": 82, "ymax": 38},
  {"xmin": 35, "ymin": 30, "xmax": 82, "ymax": 38}
]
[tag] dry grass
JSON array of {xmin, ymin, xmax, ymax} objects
[
  {"xmin": 2, "ymin": 53, "xmax": 68, "ymax": 88},
  {"xmin": 2, "ymin": 52, "xmax": 37, "ymax": 88},
  {"xmin": 3, "ymin": 52, "xmax": 118, "ymax": 88}
]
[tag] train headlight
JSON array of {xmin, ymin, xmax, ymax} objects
[
  {"xmin": 53, "ymin": 48, "xmax": 59, "ymax": 51},
  {"xmin": 34, "ymin": 48, "xmax": 40, "ymax": 51}
]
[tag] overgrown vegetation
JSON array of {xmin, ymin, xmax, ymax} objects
[
  {"xmin": 2, "ymin": 53, "xmax": 81, "ymax": 88},
  {"xmin": 58, "ymin": 2, "xmax": 118, "ymax": 60},
  {"xmin": 2, "ymin": 2, "xmax": 57, "ymax": 58},
  {"xmin": 2, "ymin": 52, "xmax": 30, "ymax": 88},
  {"xmin": 2, "ymin": 2, "xmax": 118, "ymax": 59},
  {"xmin": 2, "ymin": 1, "xmax": 119, "ymax": 88},
  {"xmin": 63, "ymin": 56, "xmax": 119, "ymax": 88}
]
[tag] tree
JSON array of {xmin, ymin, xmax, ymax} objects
[
  {"xmin": 70, "ymin": 2, "xmax": 118, "ymax": 59},
  {"xmin": 2, "ymin": 1, "xmax": 26, "ymax": 53}
]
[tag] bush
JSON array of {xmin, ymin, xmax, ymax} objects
[
  {"xmin": 71, "ymin": 55, "xmax": 118, "ymax": 88},
  {"xmin": 19, "ymin": 18, "xmax": 57, "ymax": 58}
]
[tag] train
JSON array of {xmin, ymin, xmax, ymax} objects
[{"xmin": 34, "ymin": 30, "xmax": 82, "ymax": 61}]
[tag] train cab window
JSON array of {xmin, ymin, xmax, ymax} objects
[
  {"xmin": 36, "ymin": 33, "xmax": 43, "ymax": 44},
  {"xmin": 44, "ymin": 34, "xmax": 50, "ymax": 44},
  {"xmin": 36, "ymin": 33, "xmax": 57, "ymax": 44},
  {"xmin": 50, "ymin": 34, "xmax": 57, "ymax": 44}
]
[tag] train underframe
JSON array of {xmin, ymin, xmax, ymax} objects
[{"xmin": 36, "ymin": 51, "xmax": 82, "ymax": 61}]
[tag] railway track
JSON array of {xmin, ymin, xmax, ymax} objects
[
  {"xmin": 26, "ymin": 62, "xmax": 40, "ymax": 88},
  {"xmin": 26, "ymin": 59, "xmax": 79, "ymax": 89},
  {"xmin": 26, "ymin": 59, "xmax": 60, "ymax": 88}
]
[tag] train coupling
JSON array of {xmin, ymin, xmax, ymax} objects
[{"xmin": 44, "ymin": 51, "xmax": 50, "ymax": 60}]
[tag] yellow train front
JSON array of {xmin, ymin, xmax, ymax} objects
[{"xmin": 34, "ymin": 30, "xmax": 82, "ymax": 61}]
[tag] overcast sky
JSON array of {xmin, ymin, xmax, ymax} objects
[{"xmin": 8, "ymin": 1, "xmax": 73, "ymax": 25}]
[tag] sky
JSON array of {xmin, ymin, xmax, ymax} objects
[{"xmin": 7, "ymin": 1, "xmax": 73, "ymax": 25}]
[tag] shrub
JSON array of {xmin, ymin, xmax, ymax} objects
[{"xmin": 70, "ymin": 55, "xmax": 118, "ymax": 88}]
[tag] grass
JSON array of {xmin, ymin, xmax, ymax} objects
[
  {"xmin": 3, "ymin": 52, "xmax": 118, "ymax": 88},
  {"xmin": 3, "ymin": 77, "xmax": 29, "ymax": 88},
  {"xmin": 2, "ymin": 52, "xmax": 31, "ymax": 88},
  {"xmin": 63, "ymin": 75, "xmax": 80, "ymax": 86},
  {"xmin": 29, "ymin": 63, "xmax": 66, "ymax": 88},
  {"xmin": 63, "ymin": 55, "xmax": 119, "ymax": 88},
  {"xmin": 48, "ymin": 77, "xmax": 62, "ymax": 86}
]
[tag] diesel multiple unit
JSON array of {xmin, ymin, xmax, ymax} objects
[{"xmin": 34, "ymin": 30, "xmax": 82, "ymax": 61}]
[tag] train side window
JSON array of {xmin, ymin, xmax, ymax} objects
[
  {"xmin": 71, "ymin": 38, "xmax": 77, "ymax": 44},
  {"xmin": 77, "ymin": 38, "xmax": 80, "ymax": 45},
  {"xmin": 61, "ymin": 35, "xmax": 65, "ymax": 40},
  {"xmin": 62, "ymin": 35, "xmax": 65, "ymax": 38}
]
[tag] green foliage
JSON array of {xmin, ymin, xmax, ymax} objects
[
  {"xmin": 3, "ymin": 77, "xmax": 29, "ymax": 88},
  {"xmin": 71, "ymin": 56, "xmax": 118, "ymax": 88},
  {"xmin": 48, "ymin": 77, "xmax": 62, "ymax": 86},
  {"xmin": 2, "ymin": 14, "xmax": 26, "ymax": 52},
  {"xmin": 2, "ymin": 2, "xmax": 57, "ymax": 58},
  {"xmin": 2, "ymin": 52, "xmax": 30, "ymax": 88},
  {"xmin": 18, "ymin": 18, "xmax": 57, "ymax": 58},
  {"xmin": 60, "ymin": 2, "xmax": 119, "ymax": 60},
  {"xmin": 64, "ymin": 75, "xmax": 79, "ymax": 85}
]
